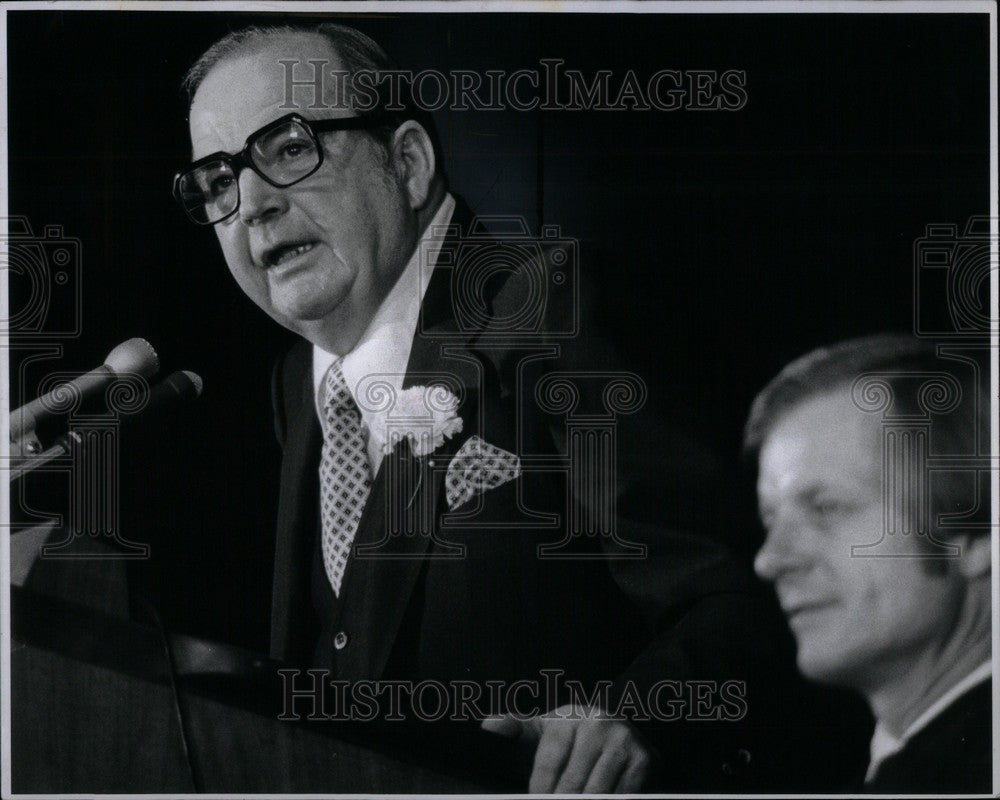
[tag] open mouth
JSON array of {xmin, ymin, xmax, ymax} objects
[{"xmin": 264, "ymin": 241, "xmax": 318, "ymax": 268}]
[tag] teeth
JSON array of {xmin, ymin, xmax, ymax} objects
[{"xmin": 272, "ymin": 242, "xmax": 314, "ymax": 266}]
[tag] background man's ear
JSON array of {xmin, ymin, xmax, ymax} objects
[
  {"xmin": 390, "ymin": 121, "xmax": 436, "ymax": 211},
  {"xmin": 957, "ymin": 533, "xmax": 991, "ymax": 580}
]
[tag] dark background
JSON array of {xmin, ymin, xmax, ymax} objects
[{"xmin": 6, "ymin": 10, "xmax": 991, "ymax": 649}]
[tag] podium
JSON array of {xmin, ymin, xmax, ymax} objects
[{"xmin": 9, "ymin": 534, "xmax": 525, "ymax": 794}]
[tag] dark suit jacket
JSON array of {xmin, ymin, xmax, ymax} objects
[
  {"xmin": 863, "ymin": 678, "xmax": 992, "ymax": 794},
  {"xmin": 268, "ymin": 197, "xmax": 808, "ymax": 789}
]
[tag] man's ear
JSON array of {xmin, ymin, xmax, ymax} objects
[
  {"xmin": 957, "ymin": 533, "xmax": 991, "ymax": 580},
  {"xmin": 389, "ymin": 120, "xmax": 436, "ymax": 211}
]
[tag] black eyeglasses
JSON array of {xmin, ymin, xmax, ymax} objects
[{"xmin": 172, "ymin": 112, "xmax": 391, "ymax": 225}]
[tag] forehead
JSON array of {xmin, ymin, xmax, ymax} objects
[
  {"xmin": 758, "ymin": 390, "xmax": 881, "ymax": 496},
  {"xmin": 189, "ymin": 32, "xmax": 346, "ymax": 157}
]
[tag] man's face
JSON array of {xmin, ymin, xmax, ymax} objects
[
  {"xmin": 754, "ymin": 390, "xmax": 964, "ymax": 691},
  {"xmin": 188, "ymin": 33, "xmax": 417, "ymax": 345}
]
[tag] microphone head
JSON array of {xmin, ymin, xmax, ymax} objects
[
  {"xmin": 165, "ymin": 370, "xmax": 203, "ymax": 401},
  {"xmin": 180, "ymin": 370, "xmax": 204, "ymax": 398},
  {"xmin": 136, "ymin": 370, "xmax": 204, "ymax": 418},
  {"xmin": 104, "ymin": 337, "xmax": 159, "ymax": 379}
]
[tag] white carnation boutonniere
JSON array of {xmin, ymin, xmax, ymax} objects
[{"xmin": 370, "ymin": 385, "xmax": 463, "ymax": 458}]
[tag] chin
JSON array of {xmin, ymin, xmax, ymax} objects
[
  {"xmin": 796, "ymin": 644, "xmax": 864, "ymax": 688},
  {"xmin": 794, "ymin": 635, "xmax": 842, "ymax": 679},
  {"xmin": 269, "ymin": 283, "xmax": 347, "ymax": 324},
  {"xmin": 266, "ymin": 260, "xmax": 352, "ymax": 322},
  {"xmin": 275, "ymin": 299, "xmax": 339, "ymax": 323}
]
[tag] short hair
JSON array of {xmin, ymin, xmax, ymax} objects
[
  {"xmin": 182, "ymin": 23, "xmax": 445, "ymax": 173},
  {"xmin": 743, "ymin": 332, "xmax": 990, "ymax": 545}
]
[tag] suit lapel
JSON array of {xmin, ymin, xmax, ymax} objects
[
  {"xmin": 270, "ymin": 342, "xmax": 321, "ymax": 663},
  {"xmin": 332, "ymin": 198, "xmax": 492, "ymax": 679}
]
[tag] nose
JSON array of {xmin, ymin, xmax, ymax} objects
[
  {"xmin": 754, "ymin": 511, "xmax": 806, "ymax": 582},
  {"xmin": 238, "ymin": 168, "xmax": 288, "ymax": 226}
]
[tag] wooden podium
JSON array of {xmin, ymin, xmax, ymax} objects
[{"xmin": 9, "ymin": 535, "xmax": 525, "ymax": 794}]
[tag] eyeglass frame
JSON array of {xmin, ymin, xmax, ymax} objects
[{"xmin": 172, "ymin": 111, "xmax": 394, "ymax": 225}]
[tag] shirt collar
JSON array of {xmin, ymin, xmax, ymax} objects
[
  {"xmin": 865, "ymin": 660, "xmax": 991, "ymax": 783},
  {"xmin": 312, "ymin": 193, "xmax": 456, "ymax": 467}
]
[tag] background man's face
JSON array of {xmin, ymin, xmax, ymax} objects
[
  {"xmin": 753, "ymin": 391, "xmax": 963, "ymax": 691},
  {"xmin": 188, "ymin": 33, "xmax": 415, "ymax": 342}
]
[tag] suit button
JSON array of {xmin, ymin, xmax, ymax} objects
[{"xmin": 334, "ymin": 631, "xmax": 348, "ymax": 650}]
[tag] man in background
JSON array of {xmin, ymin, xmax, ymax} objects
[{"xmin": 744, "ymin": 333, "xmax": 992, "ymax": 793}]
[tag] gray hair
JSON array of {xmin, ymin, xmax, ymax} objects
[
  {"xmin": 182, "ymin": 22, "xmax": 444, "ymax": 169},
  {"xmin": 183, "ymin": 23, "xmax": 397, "ymax": 103}
]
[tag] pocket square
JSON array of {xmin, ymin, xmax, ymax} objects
[{"xmin": 445, "ymin": 435, "xmax": 521, "ymax": 511}]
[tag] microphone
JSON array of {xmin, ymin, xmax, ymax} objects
[
  {"xmin": 8, "ymin": 337, "xmax": 160, "ymax": 444},
  {"xmin": 64, "ymin": 369, "xmax": 203, "ymax": 434},
  {"xmin": 8, "ymin": 370, "xmax": 203, "ymax": 484},
  {"xmin": 140, "ymin": 370, "xmax": 204, "ymax": 412}
]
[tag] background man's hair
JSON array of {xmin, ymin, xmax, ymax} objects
[
  {"xmin": 182, "ymin": 22, "xmax": 445, "ymax": 172},
  {"xmin": 743, "ymin": 332, "xmax": 991, "ymax": 549}
]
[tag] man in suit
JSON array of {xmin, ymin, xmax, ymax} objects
[
  {"xmin": 744, "ymin": 334, "xmax": 992, "ymax": 793},
  {"xmin": 176, "ymin": 22, "xmax": 796, "ymax": 792}
]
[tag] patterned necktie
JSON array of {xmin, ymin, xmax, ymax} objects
[{"xmin": 318, "ymin": 359, "xmax": 373, "ymax": 597}]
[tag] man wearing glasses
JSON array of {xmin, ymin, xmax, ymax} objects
[{"xmin": 175, "ymin": 22, "xmax": 793, "ymax": 793}]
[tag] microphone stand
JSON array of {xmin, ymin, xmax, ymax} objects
[{"xmin": 8, "ymin": 432, "xmax": 82, "ymax": 484}]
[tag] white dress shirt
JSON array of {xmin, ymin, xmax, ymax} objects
[
  {"xmin": 865, "ymin": 660, "xmax": 992, "ymax": 783},
  {"xmin": 312, "ymin": 193, "xmax": 456, "ymax": 474}
]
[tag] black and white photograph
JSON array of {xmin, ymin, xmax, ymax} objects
[{"xmin": 1, "ymin": 1, "xmax": 997, "ymax": 795}]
